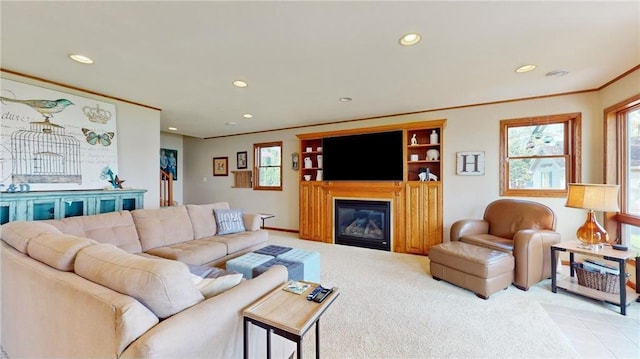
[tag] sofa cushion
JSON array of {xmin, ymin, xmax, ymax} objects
[
  {"xmin": 186, "ymin": 202, "xmax": 231, "ymax": 239},
  {"xmin": 27, "ymin": 233, "xmax": 96, "ymax": 271},
  {"xmin": 213, "ymin": 208, "xmax": 246, "ymax": 235},
  {"xmin": 214, "ymin": 230, "xmax": 268, "ymax": 254},
  {"xmin": 75, "ymin": 243, "xmax": 204, "ymax": 319},
  {"xmin": 144, "ymin": 238, "xmax": 228, "ymax": 265},
  {"xmin": 0, "ymin": 221, "xmax": 62, "ymax": 253},
  {"xmin": 131, "ymin": 206, "xmax": 195, "ymax": 251},
  {"xmin": 46, "ymin": 211, "xmax": 142, "ymax": 253}
]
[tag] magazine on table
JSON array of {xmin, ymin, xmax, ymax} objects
[
  {"xmin": 283, "ymin": 281, "xmax": 312, "ymax": 295},
  {"xmin": 582, "ymin": 259, "xmax": 620, "ymax": 275}
]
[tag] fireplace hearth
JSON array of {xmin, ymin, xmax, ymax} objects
[{"xmin": 334, "ymin": 199, "xmax": 391, "ymax": 251}]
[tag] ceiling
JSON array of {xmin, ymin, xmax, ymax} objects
[{"xmin": 2, "ymin": 1, "xmax": 639, "ymax": 139}]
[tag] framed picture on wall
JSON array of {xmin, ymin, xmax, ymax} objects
[
  {"xmin": 160, "ymin": 148, "xmax": 178, "ymax": 180},
  {"xmin": 213, "ymin": 157, "xmax": 228, "ymax": 176},
  {"xmin": 237, "ymin": 151, "xmax": 247, "ymax": 169}
]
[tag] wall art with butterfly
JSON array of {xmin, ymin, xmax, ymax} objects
[{"xmin": 0, "ymin": 78, "xmax": 119, "ymax": 191}]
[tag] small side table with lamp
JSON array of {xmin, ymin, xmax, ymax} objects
[{"xmin": 551, "ymin": 183, "xmax": 638, "ymax": 315}]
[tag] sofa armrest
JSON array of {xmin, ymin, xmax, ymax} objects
[
  {"xmin": 121, "ymin": 265, "xmax": 288, "ymax": 359},
  {"xmin": 512, "ymin": 229, "xmax": 561, "ymax": 290},
  {"xmin": 243, "ymin": 213, "xmax": 261, "ymax": 231},
  {"xmin": 450, "ymin": 219, "xmax": 489, "ymax": 241}
]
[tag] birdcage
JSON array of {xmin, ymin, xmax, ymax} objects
[{"xmin": 11, "ymin": 119, "xmax": 81, "ymax": 184}]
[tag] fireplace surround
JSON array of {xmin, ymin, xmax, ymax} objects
[{"xmin": 334, "ymin": 199, "xmax": 391, "ymax": 251}]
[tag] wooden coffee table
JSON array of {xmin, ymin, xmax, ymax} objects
[{"xmin": 243, "ymin": 281, "xmax": 340, "ymax": 359}]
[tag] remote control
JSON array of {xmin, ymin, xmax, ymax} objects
[
  {"xmin": 612, "ymin": 244, "xmax": 628, "ymax": 251},
  {"xmin": 312, "ymin": 287, "xmax": 333, "ymax": 303},
  {"xmin": 307, "ymin": 286, "xmax": 324, "ymax": 301}
]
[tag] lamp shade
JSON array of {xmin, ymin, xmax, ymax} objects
[{"xmin": 565, "ymin": 183, "xmax": 620, "ymax": 212}]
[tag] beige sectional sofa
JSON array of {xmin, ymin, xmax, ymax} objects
[{"xmin": 0, "ymin": 202, "xmax": 289, "ymax": 359}]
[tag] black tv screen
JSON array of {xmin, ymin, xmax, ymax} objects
[{"xmin": 322, "ymin": 131, "xmax": 403, "ymax": 181}]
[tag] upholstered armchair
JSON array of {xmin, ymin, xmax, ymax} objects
[{"xmin": 450, "ymin": 199, "xmax": 561, "ymax": 290}]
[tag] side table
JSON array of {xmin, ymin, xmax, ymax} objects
[
  {"xmin": 259, "ymin": 213, "xmax": 275, "ymax": 229},
  {"xmin": 551, "ymin": 241, "xmax": 637, "ymax": 315},
  {"xmin": 243, "ymin": 282, "xmax": 339, "ymax": 359}
]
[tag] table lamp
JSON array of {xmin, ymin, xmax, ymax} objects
[{"xmin": 565, "ymin": 183, "xmax": 620, "ymax": 249}]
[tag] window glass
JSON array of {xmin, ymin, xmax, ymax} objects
[
  {"xmin": 500, "ymin": 114, "xmax": 579, "ymax": 196},
  {"xmin": 625, "ymin": 107, "xmax": 639, "ymax": 217},
  {"xmin": 253, "ymin": 142, "xmax": 282, "ymax": 190}
]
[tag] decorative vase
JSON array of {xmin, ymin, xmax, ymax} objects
[
  {"xmin": 430, "ymin": 130, "xmax": 439, "ymax": 144},
  {"xmin": 426, "ymin": 149, "xmax": 440, "ymax": 160},
  {"xmin": 317, "ymin": 155, "xmax": 323, "ymax": 168},
  {"xmin": 304, "ymin": 157, "xmax": 312, "ymax": 168},
  {"xmin": 316, "ymin": 170, "xmax": 323, "ymax": 181}
]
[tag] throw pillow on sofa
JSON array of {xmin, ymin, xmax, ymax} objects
[
  {"xmin": 213, "ymin": 208, "xmax": 246, "ymax": 235},
  {"xmin": 188, "ymin": 263, "xmax": 243, "ymax": 298},
  {"xmin": 75, "ymin": 243, "xmax": 204, "ymax": 319}
]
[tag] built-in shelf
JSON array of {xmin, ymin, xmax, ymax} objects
[{"xmin": 231, "ymin": 170, "xmax": 252, "ymax": 188}]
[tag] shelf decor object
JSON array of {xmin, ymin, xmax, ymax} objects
[{"xmin": 565, "ymin": 183, "xmax": 619, "ymax": 249}]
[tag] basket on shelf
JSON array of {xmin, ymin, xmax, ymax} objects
[{"xmin": 571, "ymin": 262, "xmax": 627, "ymax": 294}]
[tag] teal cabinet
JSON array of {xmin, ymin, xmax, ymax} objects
[{"xmin": 0, "ymin": 189, "xmax": 146, "ymax": 224}]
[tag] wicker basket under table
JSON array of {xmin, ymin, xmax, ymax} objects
[{"xmin": 571, "ymin": 262, "xmax": 628, "ymax": 294}]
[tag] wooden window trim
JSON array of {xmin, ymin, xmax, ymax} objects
[
  {"xmin": 604, "ymin": 94, "xmax": 640, "ymax": 239},
  {"xmin": 253, "ymin": 141, "xmax": 283, "ymax": 191},
  {"xmin": 499, "ymin": 113, "xmax": 581, "ymax": 197}
]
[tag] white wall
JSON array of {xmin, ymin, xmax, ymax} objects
[
  {"xmin": 184, "ymin": 69, "xmax": 640, "ymax": 244},
  {"xmin": 1, "ymin": 72, "xmax": 162, "ymax": 209},
  {"xmin": 160, "ymin": 132, "xmax": 184, "ymax": 205}
]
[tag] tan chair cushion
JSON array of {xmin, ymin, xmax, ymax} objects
[
  {"xmin": 27, "ymin": 233, "xmax": 96, "ymax": 271},
  {"xmin": 460, "ymin": 234, "xmax": 514, "ymax": 252},
  {"xmin": 131, "ymin": 206, "xmax": 195, "ymax": 251},
  {"xmin": 75, "ymin": 243, "xmax": 204, "ymax": 319},
  {"xmin": 1, "ymin": 221, "xmax": 62, "ymax": 253},
  {"xmin": 186, "ymin": 202, "xmax": 231, "ymax": 239},
  {"xmin": 46, "ymin": 211, "xmax": 142, "ymax": 253},
  {"xmin": 483, "ymin": 199, "xmax": 556, "ymax": 238}
]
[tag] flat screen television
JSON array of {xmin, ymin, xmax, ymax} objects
[{"xmin": 322, "ymin": 131, "xmax": 403, "ymax": 181}]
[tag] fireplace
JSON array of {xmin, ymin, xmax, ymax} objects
[{"xmin": 334, "ymin": 199, "xmax": 391, "ymax": 251}]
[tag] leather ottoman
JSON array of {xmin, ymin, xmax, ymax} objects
[{"xmin": 428, "ymin": 241, "xmax": 514, "ymax": 299}]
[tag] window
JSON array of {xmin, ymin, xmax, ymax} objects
[
  {"xmin": 500, "ymin": 113, "xmax": 581, "ymax": 197},
  {"xmin": 253, "ymin": 141, "xmax": 282, "ymax": 191},
  {"xmin": 604, "ymin": 94, "xmax": 640, "ymax": 249}
]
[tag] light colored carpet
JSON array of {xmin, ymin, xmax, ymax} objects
[{"xmin": 268, "ymin": 231, "xmax": 597, "ymax": 359}]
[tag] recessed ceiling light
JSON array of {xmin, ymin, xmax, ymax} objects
[
  {"xmin": 243, "ymin": 114, "xmax": 253, "ymax": 119},
  {"xmin": 515, "ymin": 64, "xmax": 536, "ymax": 73},
  {"xmin": 399, "ymin": 33, "xmax": 422, "ymax": 46},
  {"xmin": 233, "ymin": 80, "xmax": 248, "ymax": 88},
  {"xmin": 339, "ymin": 97, "xmax": 352, "ymax": 102},
  {"xmin": 168, "ymin": 127, "xmax": 177, "ymax": 131},
  {"xmin": 546, "ymin": 70, "xmax": 569, "ymax": 77},
  {"xmin": 226, "ymin": 121, "xmax": 237, "ymax": 126},
  {"xmin": 69, "ymin": 54, "xmax": 94, "ymax": 64}
]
